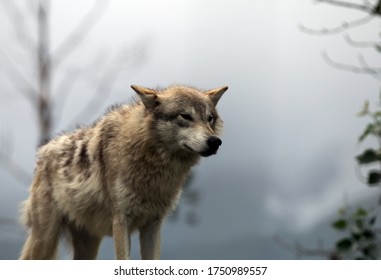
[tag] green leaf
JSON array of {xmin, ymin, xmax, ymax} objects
[
  {"xmin": 338, "ymin": 208, "xmax": 346, "ymax": 216},
  {"xmin": 373, "ymin": 111, "xmax": 381, "ymax": 119},
  {"xmin": 357, "ymin": 100, "xmax": 369, "ymax": 117},
  {"xmin": 332, "ymin": 219, "xmax": 347, "ymax": 230},
  {"xmin": 356, "ymin": 149, "xmax": 381, "ymax": 164},
  {"xmin": 358, "ymin": 124, "xmax": 375, "ymax": 142},
  {"xmin": 336, "ymin": 238, "xmax": 353, "ymax": 251},
  {"xmin": 355, "ymin": 208, "xmax": 368, "ymax": 217},
  {"xmin": 368, "ymin": 171, "xmax": 381, "ymax": 185}
]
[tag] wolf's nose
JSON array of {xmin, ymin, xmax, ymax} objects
[{"xmin": 207, "ymin": 136, "xmax": 222, "ymax": 151}]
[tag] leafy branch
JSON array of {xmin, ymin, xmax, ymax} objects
[
  {"xmin": 278, "ymin": 0, "xmax": 381, "ymax": 259},
  {"xmin": 331, "ymin": 207, "xmax": 380, "ymax": 259}
]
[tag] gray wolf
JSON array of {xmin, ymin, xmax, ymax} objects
[{"xmin": 19, "ymin": 84, "xmax": 228, "ymax": 259}]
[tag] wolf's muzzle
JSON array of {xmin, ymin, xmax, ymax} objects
[
  {"xmin": 207, "ymin": 136, "xmax": 222, "ymax": 151},
  {"xmin": 200, "ymin": 136, "xmax": 222, "ymax": 157}
]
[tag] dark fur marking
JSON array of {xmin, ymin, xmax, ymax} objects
[
  {"xmin": 97, "ymin": 137, "xmax": 107, "ymax": 180},
  {"xmin": 153, "ymin": 111, "xmax": 178, "ymax": 122},
  {"xmin": 78, "ymin": 140, "xmax": 90, "ymax": 171},
  {"xmin": 63, "ymin": 169, "xmax": 74, "ymax": 182},
  {"xmin": 43, "ymin": 160, "xmax": 53, "ymax": 188},
  {"xmin": 97, "ymin": 123, "xmax": 116, "ymax": 201},
  {"xmin": 63, "ymin": 140, "xmax": 76, "ymax": 167}
]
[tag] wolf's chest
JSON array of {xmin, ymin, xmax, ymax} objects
[
  {"xmin": 122, "ymin": 155, "xmax": 190, "ymax": 193},
  {"xmin": 123, "ymin": 165, "xmax": 186, "ymax": 205}
]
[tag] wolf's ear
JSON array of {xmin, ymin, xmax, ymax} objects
[
  {"xmin": 205, "ymin": 86, "xmax": 228, "ymax": 107},
  {"xmin": 131, "ymin": 85, "xmax": 160, "ymax": 109}
]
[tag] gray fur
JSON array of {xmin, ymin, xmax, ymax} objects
[{"xmin": 19, "ymin": 84, "xmax": 228, "ymax": 260}]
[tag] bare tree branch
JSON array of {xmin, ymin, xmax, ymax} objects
[
  {"xmin": 67, "ymin": 58, "xmax": 123, "ymax": 127},
  {"xmin": 52, "ymin": 66, "xmax": 82, "ymax": 127},
  {"xmin": 52, "ymin": 0, "xmax": 110, "ymax": 67},
  {"xmin": 316, "ymin": 0, "xmax": 376, "ymax": 14},
  {"xmin": 0, "ymin": 48, "xmax": 37, "ymax": 104},
  {"xmin": 67, "ymin": 43, "xmax": 148, "ymax": 127},
  {"xmin": 0, "ymin": 0, "xmax": 36, "ymax": 52},
  {"xmin": 0, "ymin": 0, "xmax": 147, "ymax": 185},
  {"xmin": 299, "ymin": 15, "xmax": 374, "ymax": 35},
  {"xmin": 53, "ymin": 49, "xmax": 111, "ymax": 128},
  {"xmin": 36, "ymin": 0, "xmax": 52, "ymax": 146},
  {"xmin": 273, "ymin": 235, "xmax": 337, "ymax": 259},
  {"xmin": 361, "ymin": 0, "xmax": 374, "ymax": 6},
  {"xmin": 357, "ymin": 53, "xmax": 381, "ymax": 80},
  {"xmin": 344, "ymin": 33, "xmax": 381, "ymax": 49},
  {"xmin": 322, "ymin": 51, "xmax": 381, "ymax": 77},
  {"xmin": 356, "ymin": 53, "xmax": 381, "ymax": 72},
  {"xmin": 302, "ymin": 1, "xmax": 381, "ymax": 80}
]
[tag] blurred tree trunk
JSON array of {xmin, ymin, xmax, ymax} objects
[
  {"xmin": 0, "ymin": 0, "xmax": 115, "ymax": 182},
  {"xmin": 37, "ymin": 0, "xmax": 52, "ymax": 146}
]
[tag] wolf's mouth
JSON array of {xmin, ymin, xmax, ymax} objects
[
  {"xmin": 183, "ymin": 144, "xmax": 216, "ymax": 157},
  {"xmin": 183, "ymin": 144, "xmax": 196, "ymax": 154}
]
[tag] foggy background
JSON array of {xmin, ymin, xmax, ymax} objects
[{"xmin": 0, "ymin": 0, "xmax": 380, "ymax": 259}]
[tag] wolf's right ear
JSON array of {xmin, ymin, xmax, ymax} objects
[
  {"xmin": 205, "ymin": 86, "xmax": 228, "ymax": 107},
  {"xmin": 131, "ymin": 85, "xmax": 160, "ymax": 109}
]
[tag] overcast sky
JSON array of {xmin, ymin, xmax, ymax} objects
[{"xmin": 0, "ymin": 0, "xmax": 380, "ymax": 259}]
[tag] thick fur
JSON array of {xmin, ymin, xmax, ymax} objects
[{"xmin": 19, "ymin": 84, "xmax": 228, "ymax": 260}]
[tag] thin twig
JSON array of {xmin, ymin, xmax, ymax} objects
[
  {"xmin": 67, "ymin": 59, "xmax": 123, "ymax": 126},
  {"xmin": 67, "ymin": 43, "xmax": 147, "ymax": 127},
  {"xmin": 0, "ymin": 0, "xmax": 36, "ymax": 52},
  {"xmin": 53, "ymin": 66, "xmax": 81, "ymax": 127},
  {"xmin": 299, "ymin": 15, "xmax": 374, "ymax": 35},
  {"xmin": 52, "ymin": 0, "xmax": 110, "ymax": 67},
  {"xmin": 0, "ymin": 48, "xmax": 37, "ymax": 104},
  {"xmin": 361, "ymin": 0, "xmax": 373, "ymax": 7},
  {"xmin": 344, "ymin": 33, "xmax": 381, "ymax": 49},
  {"xmin": 322, "ymin": 50, "xmax": 381, "ymax": 76},
  {"xmin": 53, "ymin": 47, "xmax": 112, "ymax": 128},
  {"xmin": 273, "ymin": 235, "xmax": 333, "ymax": 258},
  {"xmin": 357, "ymin": 53, "xmax": 381, "ymax": 71},
  {"xmin": 358, "ymin": 53, "xmax": 381, "ymax": 80},
  {"xmin": 316, "ymin": 0, "xmax": 375, "ymax": 13}
]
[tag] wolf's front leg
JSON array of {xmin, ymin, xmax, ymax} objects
[
  {"xmin": 139, "ymin": 219, "xmax": 162, "ymax": 260},
  {"xmin": 112, "ymin": 216, "xmax": 131, "ymax": 260}
]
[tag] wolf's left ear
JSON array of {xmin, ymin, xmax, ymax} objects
[
  {"xmin": 131, "ymin": 85, "xmax": 160, "ymax": 109},
  {"xmin": 205, "ymin": 86, "xmax": 228, "ymax": 107}
]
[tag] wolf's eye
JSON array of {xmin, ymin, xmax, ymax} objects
[
  {"xmin": 208, "ymin": 115, "xmax": 215, "ymax": 123},
  {"xmin": 179, "ymin": 113, "xmax": 194, "ymax": 122}
]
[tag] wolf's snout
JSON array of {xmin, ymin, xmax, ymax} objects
[{"xmin": 207, "ymin": 136, "xmax": 222, "ymax": 151}]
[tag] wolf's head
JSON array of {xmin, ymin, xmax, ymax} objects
[{"xmin": 131, "ymin": 85, "xmax": 228, "ymax": 157}]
